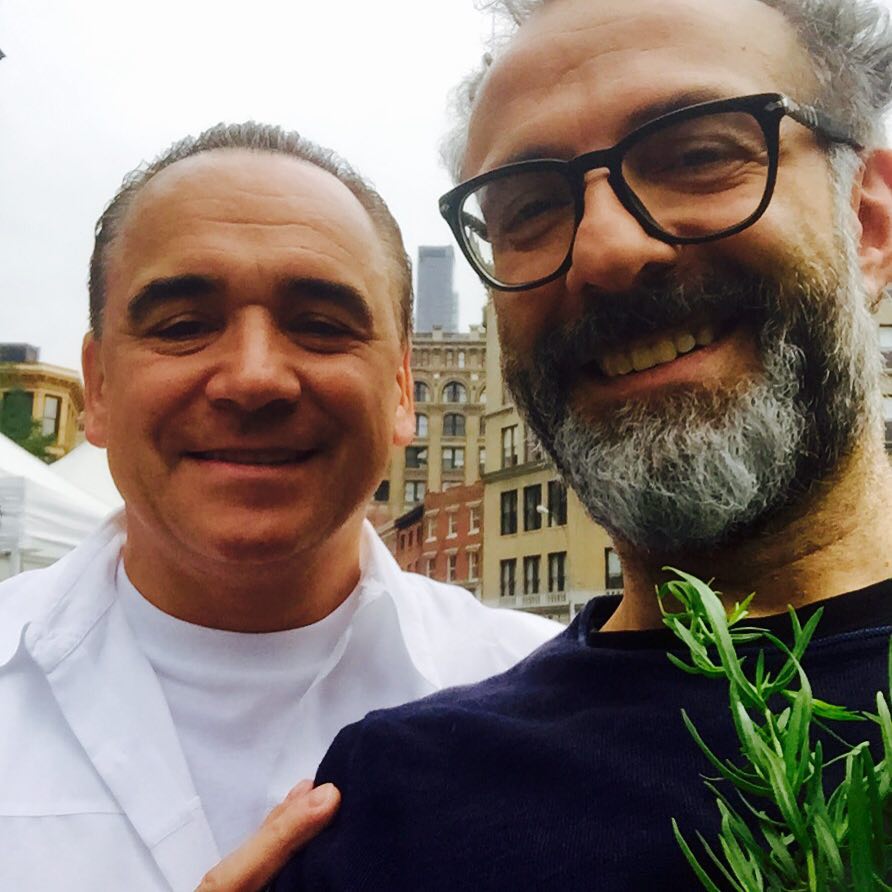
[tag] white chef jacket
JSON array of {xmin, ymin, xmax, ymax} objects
[{"xmin": 0, "ymin": 513, "xmax": 559, "ymax": 891}]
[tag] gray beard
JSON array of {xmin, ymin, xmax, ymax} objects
[{"xmin": 503, "ymin": 246, "xmax": 882, "ymax": 555}]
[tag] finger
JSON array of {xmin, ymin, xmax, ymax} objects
[{"xmin": 195, "ymin": 782, "xmax": 340, "ymax": 892}]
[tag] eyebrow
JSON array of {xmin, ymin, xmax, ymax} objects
[
  {"xmin": 125, "ymin": 274, "xmax": 375, "ymax": 331},
  {"xmin": 127, "ymin": 274, "xmax": 219, "ymax": 325},
  {"xmin": 278, "ymin": 277, "xmax": 374, "ymax": 331},
  {"xmin": 495, "ymin": 88, "xmax": 733, "ymax": 167}
]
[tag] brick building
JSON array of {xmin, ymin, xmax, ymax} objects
[{"xmin": 383, "ymin": 481, "xmax": 484, "ymax": 597}]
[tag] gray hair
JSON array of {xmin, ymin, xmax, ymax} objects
[
  {"xmin": 442, "ymin": 0, "xmax": 892, "ymax": 181},
  {"xmin": 90, "ymin": 122, "xmax": 413, "ymax": 340}
]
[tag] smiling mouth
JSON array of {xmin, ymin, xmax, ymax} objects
[
  {"xmin": 585, "ymin": 317, "xmax": 734, "ymax": 380},
  {"xmin": 188, "ymin": 449, "xmax": 314, "ymax": 466}
]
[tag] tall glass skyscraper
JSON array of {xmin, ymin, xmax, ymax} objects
[{"xmin": 415, "ymin": 245, "xmax": 458, "ymax": 332}]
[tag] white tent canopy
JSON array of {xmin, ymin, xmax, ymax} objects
[
  {"xmin": 51, "ymin": 441, "xmax": 124, "ymax": 510},
  {"xmin": 0, "ymin": 434, "xmax": 114, "ymax": 579}
]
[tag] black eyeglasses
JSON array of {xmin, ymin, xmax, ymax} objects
[{"xmin": 439, "ymin": 93, "xmax": 860, "ymax": 292}]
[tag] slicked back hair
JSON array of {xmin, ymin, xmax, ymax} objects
[
  {"xmin": 442, "ymin": 0, "xmax": 892, "ymax": 182},
  {"xmin": 90, "ymin": 122, "xmax": 413, "ymax": 341}
]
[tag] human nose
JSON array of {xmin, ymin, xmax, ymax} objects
[
  {"xmin": 205, "ymin": 310, "xmax": 302, "ymax": 412},
  {"xmin": 563, "ymin": 176, "xmax": 679, "ymax": 296}
]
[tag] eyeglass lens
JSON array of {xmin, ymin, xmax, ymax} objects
[{"xmin": 459, "ymin": 110, "xmax": 771, "ymax": 287}]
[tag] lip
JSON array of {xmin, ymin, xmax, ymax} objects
[
  {"xmin": 573, "ymin": 323, "xmax": 757, "ymax": 403},
  {"xmin": 182, "ymin": 448, "xmax": 319, "ymax": 478}
]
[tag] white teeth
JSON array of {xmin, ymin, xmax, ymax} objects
[
  {"xmin": 653, "ymin": 339, "xmax": 678, "ymax": 364},
  {"xmin": 597, "ymin": 323, "xmax": 719, "ymax": 378},
  {"xmin": 674, "ymin": 332, "xmax": 696, "ymax": 354},
  {"xmin": 694, "ymin": 326, "xmax": 715, "ymax": 347},
  {"xmin": 631, "ymin": 346, "xmax": 655, "ymax": 372},
  {"xmin": 615, "ymin": 353, "xmax": 633, "ymax": 375}
]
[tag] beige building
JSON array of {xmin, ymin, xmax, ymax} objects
[
  {"xmin": 0, "ymin": 345, "xmax": 84, "ymax": 460},
  {"xmin": 480, "ymin": 304, "xmax": 618, "ymax": 623},
  {"xmin": 372, "ymin": 326, "xmax": 487, "ymax": 524},
  {"xmin": 877, "ymin": 299, "xmax": 892, "ymax": 447}
]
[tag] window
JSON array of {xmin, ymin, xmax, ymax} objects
[
  {"xmin": 881, "ymin": 326, "xmax": 892, "ymax": 367},
  {"xmin": 467, "ymin": 550, "xmax": 479, "ymax": 581},
  {"xmin": 446, "ymin": 350, "xmax": 454, "ymax": 367},
  {"xmin": 478, "ymin": 446, "xmax": 487, "ymax": 475},
  {"xmin": 500, "ymin": 490, "xmax": 518, "ymax": 535},
  {"xmin": 885, "ymin": 397, "xmax": 892, "ymax": 448},
  {"xmin": 447, "ymin": 554, "xmax": 458, "ymax": 582},
  {"xmin": 523, "ymin": 484, "xmax": 543, "ymax": 531},
  {"xmin": 415, "ymin": 413, "xmax": 429, "ymax": 437},
  {"xmin": 404, "ymin": 481, "xmax": 426, "ymax": 503},
  {"xmin": 426, "ymin": 517, "xmax": 437, "ymax": 540},
  {"xmin": 501, "ymin": 425, "xmax": 519, "ymax": 468},
  {"xmin": 426, "ymin": 557, "xmax": 436, "ymax": 577},
  {"xmin": 414, "ymin": 381, "xmax": 430, "ymax": 402},
  {"xmin": 523, "ymin": 555, "xmax": 541, "ymax": 595},
  {"xmin": 547, "ymin": 480, "xmax": 568, "ymax": 526},
  {"xmin": 548, "ymin": 551, "xmax": 567, "ymax": 592},
  {"xmin": 405, "ymin": 446, "xmax": 428, "ymax": 468},
  {"xmin": 41, "ymin": 395, "xmax": 61, "ymax": 438},
  {"xmin": 458, "ymin": 351, "xmax": 466, "ymax": 369},
  {"xmin": 447, "ymin": 513, "xmax": 458, "ymax": 537},
  {"xmin": 443, "ymin": 381, "xmax": 468, "ymax": 403},
  {"xmin": 443, "ymin": 413, "xmax": 466, "ymax": 437},
  {"xmin": 442, "ymin": 446, "xmax": 465, "ymax": 470},
  {"xmin": 373, "ymin": 480, "xmax": 390, "ymax": 502},
  {"xmin": 605, "ymin": 548, "xmax": 624, "ymax": 589},
  {"xmin": 479, "ymin": 388, "xmax": 487, "ymax": 406},
  {"xmin": 500, "ymin": 559, "xmax": 517, "ymax": 598},
  {"xmin": 469, "ymin": 505, "xmax": 481, "ymax": 533},
  {"xmin": 0, "ymin": 389, "xmax": 34, "ymax": 440},
  {"xmin": 524, "ymin": 428, "xmax": 545, "ymax": 463}
]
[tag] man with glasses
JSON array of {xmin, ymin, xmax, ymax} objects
[{"xmin": 263, "ymin": 0, "xmax": 892, "ymax": 888}]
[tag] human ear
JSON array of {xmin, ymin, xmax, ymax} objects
[
  {"xmin": 854, "ymin": 149, "xmax": 892, "ymax": 308},
  {"xmin": 82, "ymin": 333, "xmax": 109, "ymax": 447},
  {"xmin": 392, "ymin": 347, "xmax": 415, "ymax": 447}
]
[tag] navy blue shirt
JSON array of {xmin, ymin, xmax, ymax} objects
[{"xmin": 275, "ymin": 582, "xmax": 892, "ymax": 891}]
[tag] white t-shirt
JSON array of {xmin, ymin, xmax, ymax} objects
[{"xmin": 116, "ymin": 561, "xmax": 358, "ymax": 857}]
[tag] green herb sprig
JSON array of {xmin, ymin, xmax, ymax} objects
[{"xmin": 660, "ymin": 568, "xmax": 892, "ymax": 891}]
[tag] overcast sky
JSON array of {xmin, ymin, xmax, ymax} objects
[{"xmin": 1, "ymin": 0, "xmax": 495, "ymax": 372}]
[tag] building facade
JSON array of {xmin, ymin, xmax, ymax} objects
[
  {"xmin": 877, "ymin": 299, "xmax": 892, "ymax": 449},
  {"xmin": 384, "ymin": 482, "xmax": 483, "ymax": 597},
  {"xmin": 479, "ymin": 304, "xmax": 618, "ymax": 623},
  {"xmin": 0, "ymin": 344, "xmax": 84, "ymax": 459},
  {"xmin": 372, "ymin": 325, "xmax": 487, "ymax": 525},
  {"xmin": 415, "ymin": 245, "xmax": 458, "ymax": 333}
]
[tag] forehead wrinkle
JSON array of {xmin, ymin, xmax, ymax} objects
[{"xmin": 466, "ymin": 0, "xmax": 814, "ymax": 176}]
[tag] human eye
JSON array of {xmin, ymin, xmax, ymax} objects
[
  {"xmin": 286, "ymin": 315, "xmax": 359, "ymax": 350},
  {"xmin": 150, "ymin": 317, "xmax": 215, "ymax": 341},
  {"xmin": 628, "ymin": 113, "xmax": 767, "ymax": 191},
  {"xmin": 484, "ymin": 174, "xmax": 573, "ymax": 247}
]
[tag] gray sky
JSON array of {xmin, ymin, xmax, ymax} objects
[{"xmin": 1, "ymin": 0, "xmax": 494, "ymax": 372}]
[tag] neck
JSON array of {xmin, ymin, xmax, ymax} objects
[
  {"xmin": 121, "ymin": 516, "xmax": 365, "ymax": 632},
  {"xmin": 601, "ymin": 439, "xmax": 892, "ymax": 631}
]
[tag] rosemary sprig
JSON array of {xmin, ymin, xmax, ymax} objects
[{"xmin": 659, "ymin": 568, "xmax": 892, "ymax": 891}]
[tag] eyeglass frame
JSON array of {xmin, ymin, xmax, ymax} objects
[{"xmin": 438, "ymin": 92, "xmax": 861, "ymax": 292}]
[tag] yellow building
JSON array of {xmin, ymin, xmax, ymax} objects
[
  {"xmin": 0, "ymin": 345, "xmax": 84, "ymax": 460},
  {"xmin": 877, "ymin": 299, "xmax": 892, "ymax": 448},
  {"xmin": 480, "ymin": 304, "xmax": 618, "ymax": 623},
  {"xmin": 371, "ymin": 326, "xmax": 487, "ymax": 524}
]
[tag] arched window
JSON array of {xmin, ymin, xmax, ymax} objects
[
  {"xmin": 478, "ymin": 387, "xmax": 487, "ymax": 405},
  {"xmin": 414, "ymin": 381, "xmax": 430, "ymax": 403},
  {"xmin": 443, "ymin": 381, "xmax": 467, "ymax": 404},
  {"xmin": 443, "ymin": 413, "xmax": 466, "ymax": 437},
  {"xmin": 415, "ymin": 413, "xmax": 429, "ymax": 437}
]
